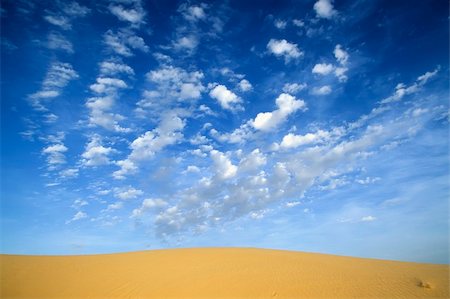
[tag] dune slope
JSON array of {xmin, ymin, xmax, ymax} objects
[{"xmin": 1, "ymin": 247, "xmax": 448, "ymax": 298}]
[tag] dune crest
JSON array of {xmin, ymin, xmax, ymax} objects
[{"xmin": 1, "ymin": 247, "xmax": 448, "ymax": 298}]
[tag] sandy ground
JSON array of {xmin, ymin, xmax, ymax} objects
[{"xmin": 1, "ymin": 247, "xmax": 448, "ymax": 298}]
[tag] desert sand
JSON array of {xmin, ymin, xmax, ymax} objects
[{"xmin": 1, "ymin": 247, "xmax": 448, "ymax": 298}]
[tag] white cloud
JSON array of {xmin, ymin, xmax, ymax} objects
[
  {"xmin": 274, "ymin": 19, "xmax": 287, "ymax": 29},
  {"xmin": 29, "ymin": 62, "xmax": 78, "ymax": 110},
  {"xmin": 238, "ymin": 79, "xmax": 252, "ymax": 92},
  {"xmin": 108, "ymin": 3, "xmax": 145, "ymax": 25},
  {"xmin": 360, "ymin": 215, "xmax": 376, "ymax": 222},
  {"xmin": 267, "ymin": 39, "xmax": 303, "ymax": 63},
  {"xmin": 210, "ymin": 149, "xmax": 238, "ymax": 180},
  {"xmin": 42, "ymin": 143, "xmax": 68, "ymax": 169},
  {"xmin": 136, "ymin": 70, "xmax": 445, "ymax": 239},
  {"xmin": 114, "ymin": 187, "xmax": 144, "ymax": 200},
  {"xmin": 42, "ymin": 62, "xmax": 79, "ymax": 88},
  {"xmin": 47, "ymin": 32, "xmax": 73, "ymax": 53},
  {"xmin": 139, "ymin": 65, "xmax": 204, "ymax": 111},
  {"xmin": 44, "ymin": 15, "xmax": 71, "ymax": 30},
  {"xmin": 380, "ymin": 68, "xmax": 439, "ymax": 104},
  {"xmin": 180, "ymin": 83, "xmax": 203, "ymax": 99},
  {"xmin": 292, "ymin": 19, "xmax": 304, "ymax": 27},
  {"xmin": 334, "ymin": 67, "xmax": 348, "ymax": 82},
  {"xmin": 86, "ymin": 96, "xmax": 129, "ymax": 132},
  {"xmin": 29, "ymin": 90, "xmax": 60, "ymax": 100},
  {"xmin": 44, "ymin": 113, "xmax": 59, "ymax": 123},
  {"xmin": 250, "ymin": 209, "xmax": 269, "ymax": 219},
  {"xmin": 312, "ymin": 63, "xmax": 334, "ymax": 75},
  {"xmin": 131, "ymin": 198, "xmax": 168, "ymax": 218},
  {"xmin": 89, "ymin": 77, "xmax": 128, "ymax": 94},
  {"xmin": 311, "ymin": 85, "xmax": 332, "ymax": 95},
  {"xmin": 71, "ymin": 199, "xmax": 88, "ymax": 209},
  {"xmin": 411, "ymin": 108, "xmax": 429, "ymax": 117},
  {"xmin": 62, "ymin": 2, "xmax": 91, "ymax": 17},
  {"xmin": 59, "ymin": 168, "xmax": 79, "ymax": 178},
  {"xmin": 180, "ymin": 3, "xmax": 207, "ymax": 22},
  {"xmin": 333, "ymin": 45, "xmax": 350, "ymax": 82},
  {"xmin": 100, "ymin": 61, "xmax": 134, "ymax": 76},
  {"xmin": 356, "ymin": 177, "xmax": 381, "ymax": 185},
  {"xmin": 251, "ymin": 93, "xmax": 306, "ymax": 131},
  {"xmin": 113, "ymin": 159, "xmax": 138, "ymax": 180},
  {"xmin": 334, "ymin": 44, "xmax": 349, "ymax": 65},
  {"xmin": 417, "ymin": 68, "xmax": 439, "ymax": 84},
  {"xmin": 282, "ymin": 83, "xmax": 307, "ymax": 94},
  {"xmin": 209, "ymin": 122, "xmax": 253, "ymax": 144},
  {"xmin": 313, "ymin": 0, "xmax": 336, "ymax": 19},
  {"xmin": 280, "ymin": 130, "xmax": 330, "ymax": 149},
  {"xmin": 66, "ymin": 211, "xmax": 87, "ymax": 224},
  {"xmin": 238, "ymin": 149, "xmax": 266, "ymax": 172},
  {"xmin": 218, "ymin": 67, "xmax": 245, "ymax": 80},
  {"xmin": 113, "ymin": 111, "xmax": 185, "ymax": 179},
  {"xmin": 286, "ymin": 201, "xmax": 301, "ymax": 207},
  {"xmin": 81, "ymin": 135, "xmax": 115, "ymax": 167},
  {"xmin": 209, "ymin": 84, "xmax": 243, "ymax": 111},
  {"xmin": 106, "ymin": 202, "xmax": 123, "ymax": 211},
  {"xmin": 104, "ymin": 29, "xmax": 149, "ymax": 57},
  {"xmin": 173, "ymin": 35, "xmax": 199, "ymax": 51},
  {"xmin": 185, "ymin": 165, "xmax": 201, "ymax": 173}
]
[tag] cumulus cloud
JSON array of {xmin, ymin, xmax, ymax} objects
[
  {"xmin": 90, "ymin": 77, "xmax": 128, "ymax": 94},
  {"xmin": 46, "ymin": 32, "xmax": 73, "ymax": 53},
  {"xmin": 292, "ymin": 19, "xmax": 304, "ymax": 27},
  {"xmin": 251, "ymin": 93, "xmax": 306, "ymax": 131},
  {"xmin": 139, "ymin": 65, "xmax": 204, "ymax": 111},
  {"xmin": 131, "ymin": 198, "xmax": 168, "ymax": 218},
  {"xmin": 311, "ymin": 85, "xmax": 332, "ymax": 95},
  {"xmin": 62, "ymin": 2, "xmax": 91, "ymax": 17},
  {"xmin": 81, "ymin": 135, "xmax": 115, "ymax": 167},
  {"xmin": 312, "ymin": 63, "xmax": 334, "ymax": 75},
  {"xmin": 238, "ymin": 79, "xmax": 252, "ymax": 92},
  {"xmin": 333, "ymin": 45, "xmax": 349, "ymax": 81},
  {"xmin": 86, "ymin": 95, "xmax": 129, "ymax": 132},
  {"xmin": 209, "ymin": 122, "xmax": 253, "ymax": 144},
  {"xmin": 44, "ymin": 2, "xmax": 90, "ymax": 30},
  {"xmin": 44, "ymin": 15, "xmax": 72, "ymax": 30},
  {"xmin": 267, "ymin": 39, "xmax": 303, "ymax": 63},
  {"xmin": 173, "ymin": 35, "xmax": 199, "ymax": 51},
  {"xmin": 380, "ymin": 67, "xmax": 439, "ymax": 104},
  {"xmin": 334, "ymin": 44, "xmax": 349, "ymax": 65},
  {"xmin": 179, "ymin": 3, "xmax": 207, "ymax": 22},
  {"xmin": 209, "ymin": 84, "xmax": 243, "ymax": 111},
  {"xmin": 100, "ymin": 61, "xmax": 134, "ymax": 76},
  {"xmin": 210, "ymin": 149, "xmax": 238, "ymax": 180},
  {"xmin": 28, "ymin": 62, "xmax": 78, "ymax": 110},
  {"xmin": 282, "ymin": 83, "xmax": 307, "ymax": 94},
  {"xmin": 313, "ymin": 0, "xmax": 337, "ymax": 19},
  {"xmin": 42, "ymin": 143, "xmax": 68, "ymax": 169},
  {"xmin": 104, "ymin": 29, "xmax": 149, "ymax": 57},
  {"xmin": 94, "ymin": 67, "xmax": 444, "ymax": 239},
  {"xmin": 59, "ymin": 168, "xmax": 79, "ymax": 178},
  {"xmin": 279, "ymin": 130, "xmax": 331, "ymax": 149},
  {"xmin": 113, "ymin": 111, "xmax": 185, "ymax": 179},
  {"xmin": 274, "ymin": 19, "xmax": 287, "ymax": 29},
  {"xmin": 238, "ymin": 149, "xmax": 266, "ymax": 172},
  {"xmin": 360, "ymin": 215, "xmax": 376, "ymax": 222},
  {"xmin": 114, "ymin": 186, "xmax": 144, "ymax": 200},
  {"xmin": 66, "ymin": 211, "xmax": 87, "ymax": 224},
  {"xmin": 109, "ymin": 5, "xmax": 145, "ymax": 24}
]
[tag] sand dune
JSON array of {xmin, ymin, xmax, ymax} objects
[{"xmin": 1, "ymin": 247, "xmax": 448, "ymax": 298}]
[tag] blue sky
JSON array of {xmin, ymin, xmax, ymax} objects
[{"xmin": 1, "ymin": 0, "xmax": 448, "ymax": 263}]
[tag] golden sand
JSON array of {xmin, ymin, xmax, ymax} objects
[{"xmin": 1, "ymin": 247, "xmax": 448, "ymax": 298}]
